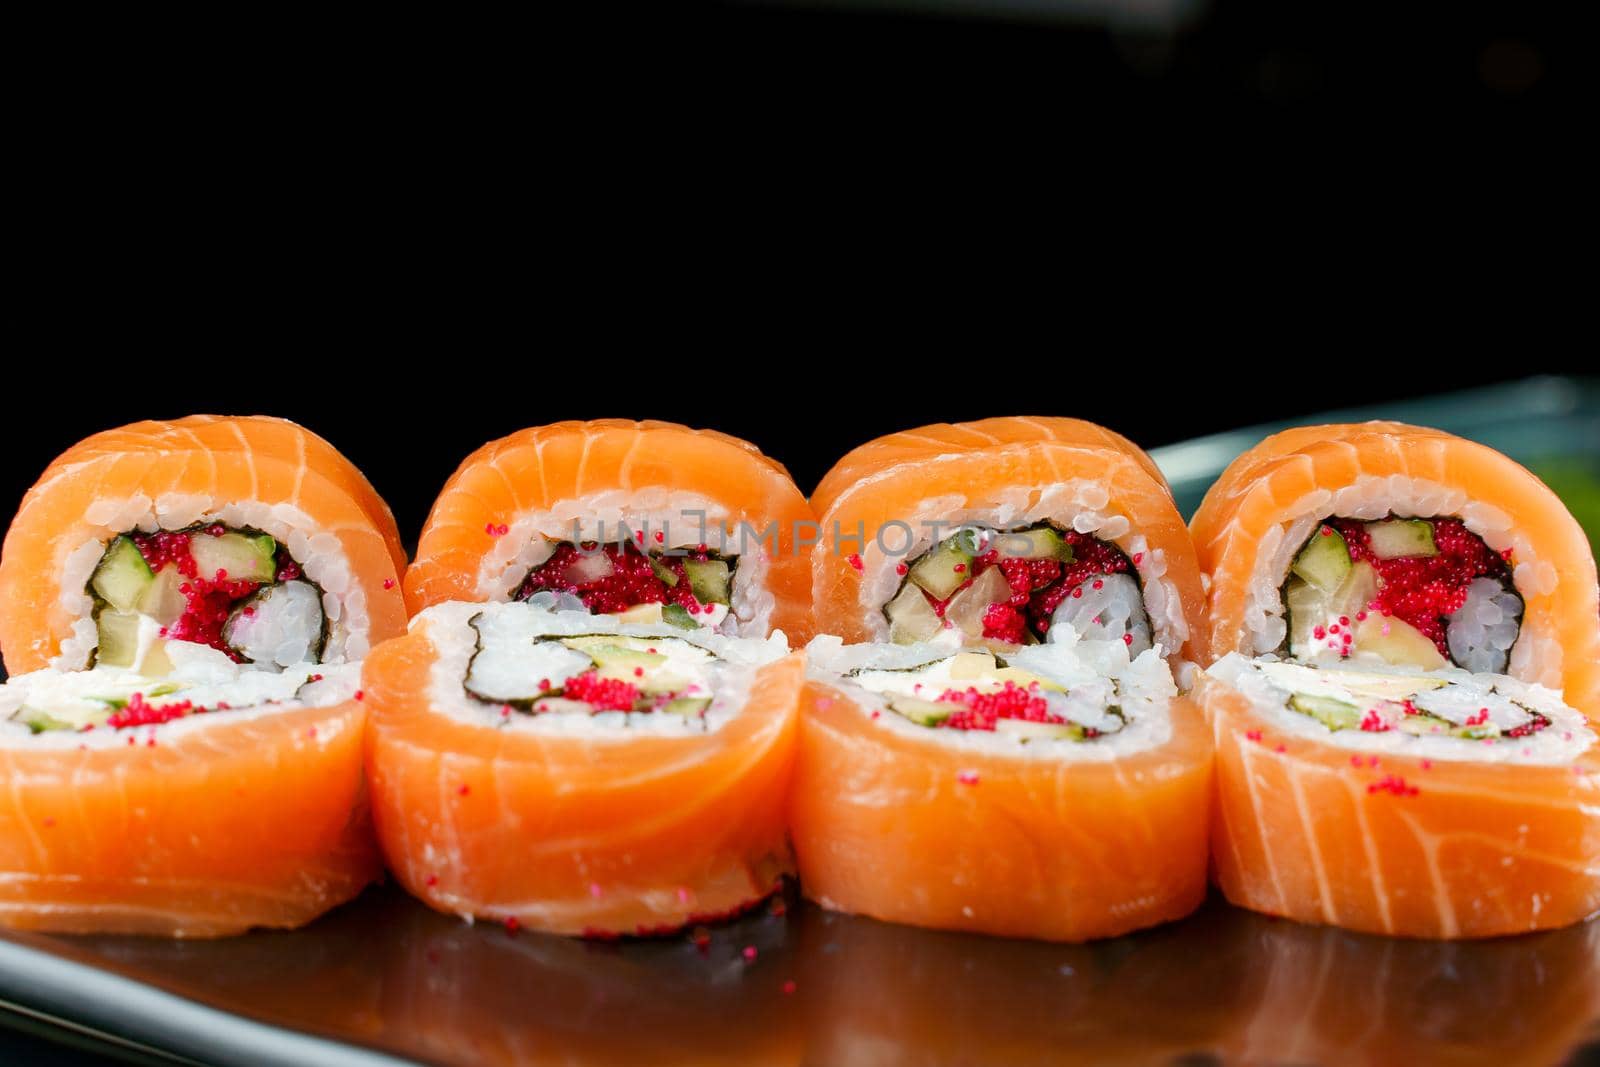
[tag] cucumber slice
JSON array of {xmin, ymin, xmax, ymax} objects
[
  {"xmin": 649, "ymin": 558, "xmax": 680, "ymax": 587},
  {"xmin": 90, "ymin": 536, "xmax": 154, "ymax": 612},
  {"xmin": 190, "ymin": 531, "xmax": 278, "ymax": 582},
  {"xmin": 138, "ymin": 564, "xmax": 188, "ymax": 626},
  {"xmin": 888, "ymin": 696, "xmax": 959, "ymax": 726},
  {"xmin": 943, "ymin": 567, "xmax": 1012, "ymax": 640},
  {"xmin": 994, "ymin": 527, "xmax": 1074, "ymax": 562},
  {"xmin": 884, "ymin": 584, "xmax": 942, "ymax": 645},
  {"xmin": 95, "ymin": 610, "xmax": 142, "ymax": 668},
  {"xmin": 1365, "ymin": 519, "xmax": 1438, "ymax": 560},
  {"xmin": 585, "ymin": 645, "xmax": 667, "ymax": 671},
  {"xmin": 1291, "ymin": 527, "xmax": 1353, "ymax": 594},
  {"xmin": 1395, "ymin": 710, "xmax": 1494, "ymax": 739},
  {"xmin": 13, "ymin": 707, "xmax": 75, "ymax": 734},
  {"xmin": 908, "ymin": 539, "xmax": 976, "ymax": 600},
  {"xmin": 1288, "ymin": 693, "xmax": 1361, "ymax": 731},
  {"xmin": 683, "ymin": 559, "xmax": 731, "ymax": 605},
  {"xmin": 995, "ymin": 718, "xmax": 1085, "ymax": 741},
  {"xmin": 662, "ymin": 697, "xmax": 711, "ymax": 716},
  {"xmin": 662, "ymin": 603, "xmax": 698, "ymax": 630}
]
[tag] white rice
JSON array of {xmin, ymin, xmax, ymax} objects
[
  {"xmin": 1235, "ymin": 476, "xmax": 1558, "ymax": 686},
  {"xmin": 805, "ymin": 627, "xmax": 1178, "ymax": 762},
  {"xmin": 416, "ymin": 601, "xmax": 790, "ymax": 738},
  {"xmin": 52, "ymin": 495, "xmax": 373, "ymax": 671},
  {"xmin": 469, "ymin": 492, "xmax": 774, "ymax": 638},
  {"xmin": 1206, "ymin": 652, "xmax": 1593, "ymax": 765},
  {"xmin": 838, "ymin": 480, "xmax": 1190, "ymax": 664},
  {"xmin": 0, "ymin": 650, "xmax": 362, "ymax": 752}
]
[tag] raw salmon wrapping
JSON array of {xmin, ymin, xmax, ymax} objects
[
  {"xmin": 0, "ymin": 416, "xmax": 406, "ymax": 936},
  {"xmin": 810, "ymin": 417, "xmax": 1207, "ymax": 669},
  {"xmin": 1192, "ymin": 421, "xmax": 1600, "ymax": 937},
  {"xmin": 404, "ymin": 420, "xmax": 814, "ymax": 641},
  {"xmin": 793, "ymin": 635, "xmax": 1212, "ymax": 941},
  {"xmin": 364, "ymin": 602, "xmax": 802, "ymax": 936},
  {"xmin": 794, "ymin": 418, "xmax": 1213, "ymax": 941}
]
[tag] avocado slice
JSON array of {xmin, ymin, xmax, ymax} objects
[
  {"xmin": 1365, "ymin": 519, "xmax": 1438, "ymax": 560},
  {"xmin": 1284, "ymin": 576, "xmax": 1327, "ymax": 655},
  {"xmin": 1291, "ymin": 527, "xmax": 1353, "ymax": 595},
  {"xmin": 90, "ymin": 536, "xmax": 154, "ymax": 613}
]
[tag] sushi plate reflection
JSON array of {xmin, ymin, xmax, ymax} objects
[{"xmin": 3, "ymin": 882, "xmax": 1600, "ymax": 1067}]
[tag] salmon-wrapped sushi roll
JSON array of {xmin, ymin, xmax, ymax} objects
[
  {"xmin": 405, "ymin": 420, "xmax": 814, "ymax": 641},
  {"xmin": 795, "ymin": 418, "xmax": 1213, "ymax": 941},
  {"xmin": 810, "ymin": 417, "xmax": 1206, "ymax": 668},
  {"xmin": 1192, "ymin": 421, "xmax": 1600, "ymax": 937},
  {"xmin": 364, "ymin": 601, "xmax": 802, "ymax": 936},
  {"xmin": 0, "ymin": 416, "xmax": 406, "ymax": 936},
  {"xmin": 793, "ymin": 633, "xmax": 1212, "ymax": 941}
]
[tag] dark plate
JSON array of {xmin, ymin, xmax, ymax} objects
[{"xmin": 4, "ymin": 883, "xmax": 1600, "ymax": 1066}]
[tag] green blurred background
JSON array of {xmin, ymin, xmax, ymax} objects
[{"xmin": 1149, "ymin": 375, "xmax": 1600, "ymax": 557}]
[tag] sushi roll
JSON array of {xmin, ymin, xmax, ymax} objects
[
  {"xmin": 791, "ymin": 629, "xmax": 1212, "ymax": 941},
  {"xmin": 810, "ymin": 417, "xmax": 1206, "ymax": 670},
  {"xmin": 363, "ymin": 601, "xmax": 802, "ymax": 937},
  {"xmin": 0, "ymin": 416, "xmax": 406, "ymax": 936},
  {"xmin": 1192, "ymin": 422, "xmax": 1600, "ymax": 937},
  {"xmin": 404, "ymin": 420, "xmax": 815, "ymax": 641}
]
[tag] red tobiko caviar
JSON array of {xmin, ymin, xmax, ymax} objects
[
  {"xmin": 1246, "ymin": 729, "xmax": 1264, "ymax": 743},
  {"xmin": 517, "ymin": 541, "xmax": 723, "ymax": 615},
  {"xmin": 1359, "ymin": 709, "xmax": 1391, "ymax": 732},
  {"xmin": 957, "ymin": 769, "xmax": 981, "ymax": 786},
  {"xmin": 132, "ymin": 531, "xmax": 280, "ymax": 658},
  {"xmin": 848, "ymin": 553, "xmax": 865, "ymax": 572},
  {"xmin": 106, "ymin": 692, "xmax": 203, "ymax": 730},
  {"xmin": 742, "ymin": 946, "xmax": 758, "ymax": 962},
  {"xmin": 1505, "ymin": 712, "xmax": 1552, "ymax": 740},
  {"xmin": 504, "ymin": 916, "xmax": 521, "ymax": 934},
  {"xmin": 562, "ymin": 671, "xmax": 639, "ymax": 712},
  {"xmin": 1331, "ymin": 518, "xmax": 1511, "ymax": 655},
  {"xmin": 1367, "ymin": 774, "xmax": 1419, "ymax": 797},
  {"xmin": 934, "ymin": 682, "xmax": 1060, "ymax": 731}
]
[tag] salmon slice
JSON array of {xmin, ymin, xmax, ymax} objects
[
  {"xmin": 809, "ymin": 416, "xmax": 1207, "ymax": 664},
  {"xmin": 0, "ymin": 415, "xmax": 407, "ymax": 675},
  {"xmin": 1203, "ymin": 672, "xmax": 1600, "ymax": 938},
  {"xmin": 362, "ymin": 606, "xmax": 804, "ymax": 937},
  {"xmin": 0, "ymin": 699, "xmax": 378, "ymax": 937},
  {"xmin": 1189, "ymin": 421, "xmax": 1600, "ymax": 715},
  {"xmin": 403, "ymin": 420, "xmax": 815, "ymax": 641},
  {"xmin": 790, "ymin": 677, "xmax": 1213, "ymax": 942}
]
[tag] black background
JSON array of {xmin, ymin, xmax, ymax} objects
[
  {"xmin": 0, "ymin": 366, "xmax": 1566, "ymax": 557},
  {"xmin": 0, "ymin": 1, "xmax": 1588, "ymax": 1062}
]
